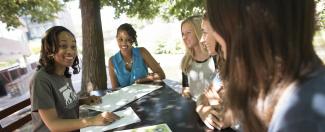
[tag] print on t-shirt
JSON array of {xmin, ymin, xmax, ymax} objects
[{"xmin": 59, "ymin": 82, "xmax": 77, "ymax": 107}]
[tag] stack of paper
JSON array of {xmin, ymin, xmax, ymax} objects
[
  {"xmin": 82, "ymin": 84, "xmax": 162, "ymax": 112},
  {"xmin": 115, "ymin": 123, "xmax": 172, "ymax": 132},
  {"xmin": 81, "ymin": 107, "xmax": 141, "ymax": 132}
]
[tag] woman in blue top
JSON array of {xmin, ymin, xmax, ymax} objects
[{"xmin": 108, "ymin": 23, "xmax": 165, "ymax": 90}]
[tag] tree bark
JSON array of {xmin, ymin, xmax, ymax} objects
[{"xmin": 80, "ymin": 0, "xmax": 107, "ymax": 95}]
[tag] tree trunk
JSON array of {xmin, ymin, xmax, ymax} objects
[{"xmin": 80, "ymin": 0, "xmax": 107, "ymax": 95}]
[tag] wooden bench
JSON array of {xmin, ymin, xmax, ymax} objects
[{"xmin": 0, "ymin": 98, "xmax": 31, "ymax": 132}]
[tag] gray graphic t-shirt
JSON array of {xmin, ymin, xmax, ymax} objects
[{"xmin": 30, "ymin": 68, "xmax": 79, "ymax": 132}]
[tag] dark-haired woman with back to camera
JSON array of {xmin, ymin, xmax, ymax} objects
[{"xmin": 205, "ymin": 0, "xmax": 325, "ymax": 131}]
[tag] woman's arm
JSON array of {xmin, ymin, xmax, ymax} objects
[
  {"xmin": 182, "ymin": 72, "xmax": 191, "ymax": 97},
  {"xmin": 137, "ymin": 47, "xmax": 165, "ymax": 83},
  {"xmin": 108, "ymin": 57, "xmax": 119, "ymax": 90},
  {"xmin": 196, "ymin": 84, "xmax": 235, "ymax": 130},
  {"xmin": 79, "ymin": 96, "xmax": 101, "ymax": 105},
  {"xmin": 196, "ymin": 84, "xmax": 219, "ymax": 129},
  {"xmin": 38, "ymin": 108, "xmax": 119, "ymax": 131}
]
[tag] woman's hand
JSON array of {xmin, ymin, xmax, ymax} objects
[
  {"xmin": 197, "ymin": 86, "xmax": 234, "ymax": 130},
  {"xmin": 182, "ymin": 87, "xmax": 192, "ymax": 98},
  {"xmin": 210, "ymin": 104, "xmax": 234, "ymax": 129},
  {"xmin": 135, "ymin": 78, "xmax": 151, "ymax": 84},
  {"xmin": 197, "ymin": 101, "xmax": 233, "ymax": 130},
  {"xmin": 205, "ymin": 86, "xmax": 223, "ymax": 105},
  {"xmin": 87, "ymin": 112, "xmax": 120, "ymax": 126},
  {"xmin": 135, "ymin": 73, "xmax": 161, "ymax": 84},
  {"xmin": 81, "ymin": 96, "xmax": 102, "ymax": 105},
  {"xmin": 196, "ymin": 104, "xmax": 219, "ymax": 129}
]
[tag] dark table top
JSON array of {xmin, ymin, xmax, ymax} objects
[{"xmin": 92, "ymin": 83, "xmax": 235, "ymax": 132}]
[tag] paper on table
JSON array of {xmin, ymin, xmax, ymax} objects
[
  {"xmin": 163, "ymin": 79, "xmax": 182, "ymax": 94},
  {"xmin": 81, "ymin": 107, "xmax": 141, "ymax": 132},
  {"xmin": 82, "ymin": 84, "xmax": 162, "ymax": 112},
  {"xmin": 163, "ymin": 79, "xmax": 199, "ymax": 102},
  {"xmin": 115, "ymin": 123, "xmax": 172, "ymax": 132}
]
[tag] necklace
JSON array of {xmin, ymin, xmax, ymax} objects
[
  {"xmin": 122, "ymin": 53, "xmax": 133, "ymax": 66},
  {"xmin": 125, "ymin": 60, "xmax": 133, "ymax": 65}
]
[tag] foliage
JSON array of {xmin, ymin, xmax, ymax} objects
[
  {"xmin": 100, "ymin": 0, "xmax": 204, "ymax": 21},
  {"xmin": 316, "ymin": 0, "xmax": 325, "ymax": 29},
  {"xmin": 155, "ymin": 39, "xmax": 183, "ymax": 54},
  {"xmin": 0, "ymin": 0, "xmax": 204, "ymax": 29},
  {"xmin": 1, "ymin": 0, "xmax": 324, "ymax": 29},
  {"xmin": 161, "ymin": 0, "xmax": 204, "ymax": 20},
  {"xmin": 0, "ymin": 0, "xmax": 69, "ymax": 29},
  {"xmin": 101, "ymin": 0, "xmax": 166, "ymax": 20},
  {"xmin": 0, "ymin": 59, "xmax": 17, "ymax": 69},
  {"xmin": 175, "ymin": 40, "xmax": 183, "ymax": 51},
  {"xmin": 155, "ymin": 40, "xmax": 170, "ymax": 54}
]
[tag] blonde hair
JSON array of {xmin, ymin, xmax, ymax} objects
[{"xmin": 181, "ymin": 15, "xmax": 206, "ymax": 73}]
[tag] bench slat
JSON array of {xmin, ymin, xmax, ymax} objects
[
  {"xmin": 0, "ymin": 98, "xmax": 31, "ymax": 131},
  {"xmin": 1, "ymin": 114, "xmax": 31, "ymax": 132},
  {"xmin": 0, "ymin": 98, "xmax": 30, "ymax": 120}
]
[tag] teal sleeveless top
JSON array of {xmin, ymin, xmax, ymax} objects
[{"xmin": 111, "ymin": 47, "xmax": 148, "ymax": 87}]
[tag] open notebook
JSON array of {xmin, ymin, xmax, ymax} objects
[
  {"xmin": 82, "ymin": 84, "xmax": 162, "ymax": 112},
  {"xmin": 115, "ymin": 123, "xmax": 172, "ymax": 132},
  {"xmin": 81, "ymin": 107, "xmax": 140, "ymax": 132}
]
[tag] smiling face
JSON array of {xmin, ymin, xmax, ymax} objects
[
  {"xmin": 200, "ymin": 19, "xmax": 218, "ymax": 56},
  {"xmin": 116, "ymin": 30, "xmax": 133, "ymax": 54},
  {"xmin": 54, "ymin": 31, "xmax": 77, "ymax": 70},
  {"xmin": 181, "ymin": 22, "xmax": 199, "ymax": 49}
]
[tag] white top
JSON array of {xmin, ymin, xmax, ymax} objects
[{"xmin": 187, "ymin": 57, "xmax": 216, "ymax": 101}]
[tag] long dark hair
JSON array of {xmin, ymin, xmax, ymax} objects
[
  {"xmin": 38, "ymin": 26, "xmax": 80, "ymax": 78},
  {"xmin": 202, "ymin": 13, "xmax": 225, "ymax": 72},
  {"xmin": 206, "ymin": 0, "xmax": 322, "ymax": 131},
  {"xmin": 116, "ymin": 23, "xmax": 138, "ymax": 46}
]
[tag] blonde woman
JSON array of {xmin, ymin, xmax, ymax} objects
[{"xmin": 180, "ymin": 16, "xmax": 215, "ymax": 101}]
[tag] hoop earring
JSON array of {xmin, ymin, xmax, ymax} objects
[{"xmin": 48, "ymin": 54, "xmax": 55, "ymax": 63}]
